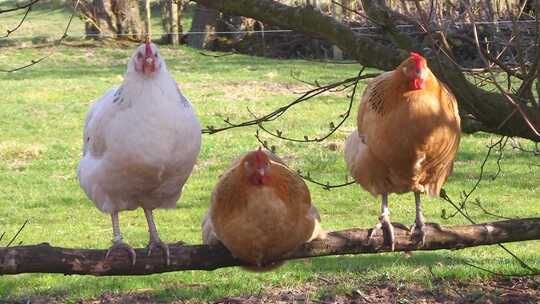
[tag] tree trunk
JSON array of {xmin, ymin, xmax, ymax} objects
[
  {"xmin": 79, "ymin": 0, "xmax": 143, "ymax": 40},
  {"xmin": 190, "ymin": 0, "xmax": 540, "ymax": 142},
  {"xmin": 169, "ymin": 0, "xmax": 179, "ymax": 45},
  {"xmin": 1, "ymin": 218, "xmax": 539, "ymax": 276},
  {"xmin": 186, "ymin": 4, "xmax": 218, "ymax": 49},
  {"xmin": 143, "ymin": 0, "xmax": 151, "ymax": 39},
  {"xmin": 177, "ymin": 0, "xmax": 185, "ymax": 40},
  {"xmin": 160, "ymin": 0, "xmax": 170, "ymax": 42},
  {"xmin": 331, "ymin": 1, "xmax": 343, "ymax": 60},
  {"xmin": 159, "ymin": 0, "xmax": 179, "ymax": 44}
]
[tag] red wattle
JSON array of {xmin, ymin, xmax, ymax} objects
[{"xmin": 411, "ymin": 78, "xmax": 425, "ymax": 90}]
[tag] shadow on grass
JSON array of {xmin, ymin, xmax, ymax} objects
[
  {"xmin": 2, "ymin": 56, "xmax": 303, "ymax": 81},
  {"xmin": 298, "ymin": 251, "xmax": 469, "ymax": 273},
  {"xmin": 1, "ymin": 64, "xmax": 126, "ymax": 81}
]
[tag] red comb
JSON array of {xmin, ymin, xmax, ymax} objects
[
  {"xmin": 145, "ymin": 41, "xmax": 153, "ymax": 57},
  {"xmin": 409, "ymin": 52, "xmax": 424, "ymax": 69}
]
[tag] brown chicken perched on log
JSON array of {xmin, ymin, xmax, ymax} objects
[
  {"xmin": 345, "ymin": 52, "xmax": 461, "ymax": 250},
  {"xmin": 202, "ymin": 148, "xmax": 324, "ymax": 271}
]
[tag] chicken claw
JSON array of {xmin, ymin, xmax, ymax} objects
[
  {"xmin": 410, "ymin": 222, "xmax": 442, "ymax": 247},
  {"xmin": 105, "ymin": 240, "xmax": 136, "ymax": 266},
  {"xmin": 147, "ymin": 239, "xmax": 170, "ymax": 266},
  {"xmin": 369, "ymin": 215, "xmax": 410, "ymax": 251},
  {"xmin": 368, "ymin": 214, "xmax": 396, "ymax": 251}
]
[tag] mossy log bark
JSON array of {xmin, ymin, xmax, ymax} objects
[
  {"xmin": 191, "ymin": 0, "xmax": 540, "ymax": 142},
  {"xmin": 1, "ymin": 218, "xmax": 539, "ymax": 276}
]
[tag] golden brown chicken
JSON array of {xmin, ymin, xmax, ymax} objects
[
  {"xmin": 202, "ymin": 148, "xmax": 323, "ymax": 271},
  {"xmin": 344, "ymin": 52, "xmax": 461, "ymax": 250}
]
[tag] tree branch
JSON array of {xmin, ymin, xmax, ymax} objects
[
  {"xmin": 0, "ymin": 0, "xmax": 40, "ymax": 14},
  {"xmin": 1, "ymin": 218, "xmax": 539, "ymax": 276},
  {"xmin": 0, "ymin": 0, "xmax": 80, "ymax": 73},
  {"xmin": 191, "ymin": 0, "xmax": 540, "ymax": 142}
]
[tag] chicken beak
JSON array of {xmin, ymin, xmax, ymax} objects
[{"xmin": 257, "ymin": 168, "xmax": 266, "ymax": 176}]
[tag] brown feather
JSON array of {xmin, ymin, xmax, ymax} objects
[
  {"xmin": 202, "ymin": 150, "xmax": 324, "ymax": 271},
  {"xmin": 345, "ymin": 57, "xmax": 461, "ymax": 197}
]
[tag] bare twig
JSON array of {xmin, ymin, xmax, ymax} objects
[
  {"xmin": 5, "ymin": 220, "xmax": 29, "ymax": 247},
  {"xmin": 0, "ymin": 0, "xmax": 80, "ymax": 73},
  {"xmin": 462, "ymin": 261, "xmax": 539, "ymax": 277},
  {"xmin": 254, "ymin": 131, "xmax": 355, "ymax": 190},
  {"xmin": 0, "ymin": 0, "xmax": 40, "ymax": 14},
  {"xmin": 442, "ymin": 136, "xmax": 507, "ymax": 219},
  {"xmin": 297, "ymin": 171, "xmax": 355, "ymax": 190},
  {"xmin": 201, "ymin": 73, "xmax": 378, "ymax": 135},
  {"xmin": 1, "ymin": 4, "xmax": 33, "ymax": 38},
  {"xmin": 470, "ymin": 198, "xmax": 515, "ymax": 221},
  {"xmin": 510, "ymin": 138, "xmax": 540, "ymax": 155},
  {"xmin": 440, "ymin": 190, "xmax": 539, "ymax": 274},
  {"xmin": 247, "ymin": 69, "xmax": 365, "ymax": 190},
  {"xmin": 468, "ymin": 9, "xmax": 540, "ymax": 137},
  {"xmin": 199, "ymin": 52, "xmax": 235, "ymax": 58},
  {"xmin": 255, "ymin": 68, "xmax": 364, "ymax": 143},
  {"xmin": 0, "ymin": 56, "xmax": 51, "ymax": 73}
]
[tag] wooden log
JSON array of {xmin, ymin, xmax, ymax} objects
[{"xmin": 1, "ymin": 218, "xmax": 539, "ymax": 276}]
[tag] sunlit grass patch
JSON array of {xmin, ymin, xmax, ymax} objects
[{"xmin": 0, "ymin": 39, "xmax": 538, "ymax": 303}]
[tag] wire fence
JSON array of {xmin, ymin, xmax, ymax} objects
[{"xmin": 0, "ymin": 19, "xmax": 535, "ymax": 40}]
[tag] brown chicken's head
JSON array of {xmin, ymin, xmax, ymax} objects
[
  {"xmin": 401, "ymin": 52, "xmax": 428, "ymax": 90},
  {"xmin": 243, "ymin": 148, "xmax": 271, "ymax": 186},
  {"xmin": 132, "ymin": 41, "xmax": 162, "ymax": 77}
]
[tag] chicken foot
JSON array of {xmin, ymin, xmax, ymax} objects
[
  {"xmin": 368, "ymin": 194, "xmax": 407, "ymax": 251},
  {"xmin": 410, "ymin": 192, "xmax": 442, "ymax": 247},
  {"xmin": 144, "ymin": 208, "xmax": 170, "ymax": 266},
  {"xmin": 105, "ymin": 211, "xmax": 137, "ymax": 266}
]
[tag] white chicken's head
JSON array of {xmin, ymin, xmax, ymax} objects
[
  {"xmin": 130, "ymin": 42, "xmax": 164, "ymax": 77},
  {"xmin": 401, "ymin": 52, "xmax": 428, "ymax": 90},
  {"xmin": 243, "ymin": 148, "xmax": 271, "ymax": 186}
]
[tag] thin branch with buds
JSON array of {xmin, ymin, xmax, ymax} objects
[
  {"xmin": 440, "ymin": 189, "xmax": 540, "ymax": 275},
  {"xmin": 201, "ymin": 72, "xmax": 378, "ymax": 135},
  {"xmin": 0, "ymin": 0, "xmax": 80, "ymax": 73},
  {"xmin": 249, "ymin": 69, "xmax": 366, "ymax": 189},
  {"xmin": 254, "ymin": 130, "xmax": 355, "ymax": 190},
  {"xmin": 0, "ymin": 0, "xmax": 40, "ymax": 14},
  {"xmin": 510, "ymin": 138, "xmax": 540, "ymax": 156},
  {"xmin": 441, "ymin": 136, "xmax": 508, "ymax": 220},
  {"xmin": 1, "ymin": 3, "xmax": 33, "ymax": 38},
  {"xmin": 467, "ymin": 8, "xmax": 540, "ymax": 137},
  {"xmin": 255, "ymin": 69, "xmax": 364, "ymax": 143}
]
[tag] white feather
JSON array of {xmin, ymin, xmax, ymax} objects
[{"xmin": 78, "ymin": 43, "xmax": 202, "ymax": 213}]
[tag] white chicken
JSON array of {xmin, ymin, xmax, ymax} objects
[{"xmin": 78, "ymin": 42, "xmax": 202, "ymax": 266}]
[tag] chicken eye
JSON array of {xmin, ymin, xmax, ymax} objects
[
  {"xmin": 154, "ymin": 53, "xmax": 159, "ymax": 58},
  {"xmin": 137, "ymin": 52, "xmax": 143, "ymax": 59}
]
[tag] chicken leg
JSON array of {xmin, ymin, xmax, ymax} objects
[
  {"xmin": 410, "ymin": 192, "xmax": 426, "ymax": 245},
  {"xmin": 144, "ymin": 208, "xmax": 170, "ymax": 266},
  {"xmin": 410, "ymin": 192, "xmax": 441, "ymax": 246},
  {"xmin": 368, "ymin": 193, "xmax": 400, "ymax": 251},
  {"xmin": 105, "ymin": 211, "xmax": 136, "ymax": 266}
]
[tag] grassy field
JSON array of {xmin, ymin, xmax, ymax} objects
[
  {"xmin": 0, "ymin": 0, "xmax": 192, "ymax": 45},
  {"xmin": 1, "ymin": 3, "xmax": 540, "ymax": 304}
]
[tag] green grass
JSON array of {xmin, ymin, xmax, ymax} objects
[
  {"xmin": 0, "ymin": 0, "xmax": 194, "ymax": 45},
  {"xmin": 1, "ymin": 8, "xmax": 540, "ymax": 303}
]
